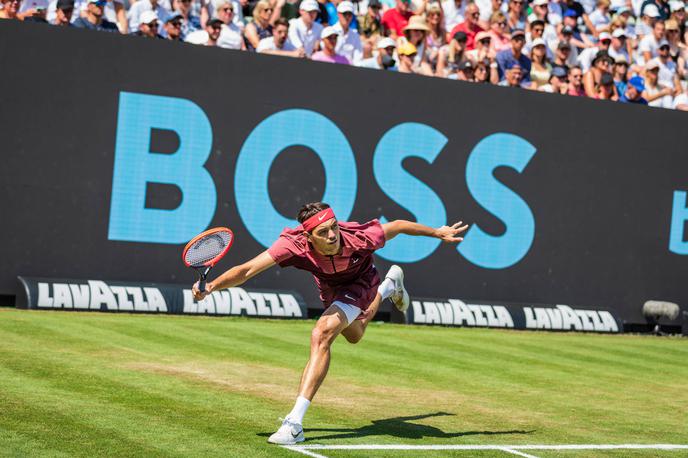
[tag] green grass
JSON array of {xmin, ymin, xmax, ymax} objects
[{"xmin": 0, "ymin": 309, "xmax": 686, "ymax": 458}]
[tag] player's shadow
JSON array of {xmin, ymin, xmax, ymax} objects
[{"xmin": 259, "ymin": 412, "xmax": 535, "ymax": 441}]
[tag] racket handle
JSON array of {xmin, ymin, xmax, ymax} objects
[{"xmin": 198, "ymin": 279, "xmax": 206, "ymax": 293}]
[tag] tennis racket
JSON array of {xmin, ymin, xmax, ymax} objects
[{"xmin": 182, "ymin": 227, "xmax": 234, "ymax": 293}]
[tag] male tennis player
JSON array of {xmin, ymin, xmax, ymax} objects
[{"xmin": 191, "ymin": 202, "xmax": 468, "ymax": 445}]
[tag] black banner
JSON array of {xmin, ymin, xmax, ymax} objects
[
  {"xmin": 17, "ymin": 276, "xmax": 308, "ymax": 318},
  {"xmin": 1, "ymin": 21, "xmax": 687, "ymax": 327}
]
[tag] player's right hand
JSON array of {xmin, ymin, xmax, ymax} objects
[{"xmin": 192, "ymin": 281, "xmax": 210, "ymax": 301}]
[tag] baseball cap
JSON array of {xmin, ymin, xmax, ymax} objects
[
  {"xmin": 598, "ymin": 31, "xmax": 612, "ymax": 41},
  {"xmin": 561, "ymin": 25, "xmax": 574, "ymax": 34},
  {"xmin": 531, "ymin": 37, "xmax": 546, "ymax": 47},
  {"xmin": 476, "ymin": 30, "xmax": 491, "ymax": 41},
  {"xmin": 614, "ymin": 55, "xmax": 628, "ymax": 64},
  {"xmin": 530, "ymin": 18, "xmax": 545, "ymax": 26},
  {"xmin": 533, "ymin": 0, "xmax": 548, "ymax": 6},
  {"xmin": 368, "ymin": 0, "xmax": 382, "ymax": 7},
  {"xmin": 669, "ymin": 0, "xmax": 684, "ymax": 12},
  {"xmin": 453, "ymin": 30, "xmax": 467, "ymax": 41},
  {"xmin": 505, "ymin": 61, "xmax": 522, "ymax": 70},
  {"xmin": 551, "ymin": 66, "xmax": 567, "ymax": 78},
  {"xmin": 612, "ymin": 28, "xmax": 626, "ymax": 38},
  {"xmin": 377, "ymin": 37, "xmax": 396, "ymax": 49},
  {"xmin": 337, "ymin": 1, "xmax": 355, "ymax": 13},
  {"xmin": 628, "ymin": 75, "xmax": 645, "ymax": 92},
  {"xmin": 615, "ymin": 6, "xmax": 631, "ymax": 14},
  {"xmin": 140, "ymin": 10, "xmax": 158, "ymax": 24},
  {"xmin": 665, "ymin": 19, "xmax": 679, "ymax": 30},
  {"xmin": 646, "ymin": 58, "xmax": 661, "ymax": 70},
  {"xmin": 592, "ymin": 50, "xmax": 613, "ymax": 64},
  {"xmin": 207, "ymin": 18, "xmax": 223, "ymax": 26},
  {"xmin": 643, "ymin": 4, "xmax": 660, "ymax": 17},
  {"xmin": 87, "ymin": 0, "xmax": 106, "ymax": 4},
  {"xmin": 564, "ymin": 8, "xmax": 578, "ymax": 17},
  {"xmin": 166, "ymin": 11, "xmax": 182, "ymax": 22},
  {"xmin": 56, "ymin": 0, "xmax": 74, "ymax": 9},
  {"xmin": 459, "ymin": 60, "xmax": 474, "ymax": 71},
  {"xmin": 511, "ymin": 29, "xmax": 526, "ymax": 38},
  {"xmin": 321, "ymin": 25, "xmax": 339, "ymax": 38},
  {"xmin": 557, "ymin": 40, "xmax": 571, "ymax": 49},
  {"xmin": 397, "ymin": 41, "xmax": 417, "ymax": 55},
  {"xmin": 658, "ymin": 38, "xmax": 670, "ymax": 48},
  {"xmin": 300, "ymin": 0, "xmax": 319, "ymax": 11}
]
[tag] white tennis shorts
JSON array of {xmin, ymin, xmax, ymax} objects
[{"xmin": 331, "ymin": 301, "xmax": 362, "ymax": 325}]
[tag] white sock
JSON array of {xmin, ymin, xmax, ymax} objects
[
  {"xmin": 286, "ymin": 396, "xmax": 310, "ymax": 425},
  {"xmin": 378, "ymin": 277, "xmax": 395, "ymax": 300}
]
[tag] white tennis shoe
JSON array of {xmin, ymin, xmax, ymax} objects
[
  {"xmin": 267, "ymin": 418, "xmax": 304, "ymax": 445},
  {"xmin": 385, "ymin": 265, "xmax": 409, "ymax": 313}
]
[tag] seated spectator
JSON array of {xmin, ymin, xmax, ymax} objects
[
  {"xmin": 529, "ymin": 37, "xmax": 552, "ymax": 87},
  {"xmin": 594, "ymin": 71, "xmax": 618, "ymax": 98},
  {"xmin": 257, "ymin": 17, "xmax": 304, "ymax": 56},
  {"xmin": 0, "ymin": 0, "xmax": 23, "ymax": 19},
  {"xmin": 442, "ymin": 0, "xmax": 465, "ymax": 32},
  {"xmin": 498, "ymin": 61, "xmax": 527, "ymax": 86},
  {"xmin": 667, "ymin": 4, "xmax": 685, "ymax": 47},
  {"xmin": 381, "ymin": 0, "xmax": 414, "ymax": 39},
  {"xmin": 607, "ymin": 28, "xmax": 630, "ymax": 62},
  {"xmin": 638, "ymin": 19, "xmax": 665, "ymax": 64},
  {"xmin": 313, "ymin": 26, "xmax": 350, "ymax": 63},
  {"xmin": 449, "ymin": 3, "xmax": 484, "ymax": 50},
  {"xmin": 358, "ymin": 0, "xmax": 383, "ymax": 39},
  {"xmin": 487, "ymin": 11, "xmax": 511, "ymax": 52},
  {"xmin": 619, "ymin": 75, "xmax": 649, "ymax": 103},
  {"xmin": 539, "ymin": 65, "xmax": 569, "ymax": 93},
  {"xmin": 163, "ymin": 12, "xmax": 183, "ymax": 40},
  {"xmin": 473, "ymin": 58, "xmax": 500, "ymax": 83},
  {"xmin": 215, "ymin": 1, "xmax": 244, "ymax": 49},
  {"xmin": 578, "ymin": 31, "xmax": 611, "ymax": 71},
  {"xmin": 128, "ymin": 0, "xmax": 169, "ymax": 33},
  {"xmin": 612, "ymin": 55, "xmax": 629, "ymax": 93},
  {"xmin": 506, "ymin": 0, "xmax": 527, "ymax": 31},
  {"xmin": 73, "ymin": 0, "xmax": 119, "ymax": 31},
  {"xmin": 53, "ymin": 0, "xmax": 74, "ymax": 25},
  {"xmin": 587, "ymin": 0, "xmax": 611, "ymax": 37},
  {"xmin": 18, "ymin": 0, "xmax": 48, "ymax": 21},
  {"xmin": 672, "ymin": 83, "xmax": 688, "ymax": 110},
  {"xmin": 635, "ymin": 4, "xmax": 660, "ymax": 39},
  {"xmin": 244, "ymin": 0, "xmax": 274, "ymax": 51},
  {"xmin": 552, "ymin": 25, "xmax": 579, "ymax": 66},
  {"xmin": 467, "ymin": 30, "xmax": 496, "ymax": 64},
  {"xmin": 397, "ymin": 40, "xmax": 421, "ymax": 72},
  {"xmin": 553, "ymin": 40, "xmax": 573, "ymax": 68},
  {"xmin": 133, "ymin": 10, "xmax": 162, "ymax": 36},
  {"xmin": 436, "ymin": 30, "xmax": 468, "ymax": 76},
  {"xmin": 185, "ymin": 16, "xmax": 222, "ymax": 44},
  {"xmin": 654, "ymin": 41, "xmax": 680, "ymax": 93},
  {"xmin": 288, "ymin": 0, "xmax": 323, "ymax": 57},
  {"xmin": 528, "ymin": 1, "xmax": 559, "ymax": 44},
  {"xmin": 334, "ymin": 1, "xmax": 362, "ymax": 64},
  {"xmin": 568, "ymin": 65, "xmax": 586, "ymax": 95},
  {"xmin": 525, "ymin": 18, "xmax": 556, "ymax": 58},
  {"xmin": 449, "ymin": 59, "xmax": 475, "ymax": 80},
  {"xmin": 643, "ymin": 58, "xmax": 674, "ymax": 107},
  {"xmin": 426, "ymin": 3, "xmax": 447, "ymax": 69},
  {"xmin": 562, "ymin": 8, "xmax": 594, "ymax": 49},
  {"xmin": 172, "ymin": 0, "xmax": 201, "ymax": 39},
  {"xmin": 583, "ymin": 49, "xmax": 613, "ymax": 96},
  {"xmin": 403, "ymin": 15, "xmax": 433, "ymax": 74},
  {"xmin": 358, "ymin": 36, "xmax": 397, "ymax": 69},
  {"xmin": 496, "ymin": 29, "xmax": 532, "ymax": 82},
  {"xmin": 639, "ymin": 0, "xmax": 670, "ymax": 20},
  {"xmin": 664, "ymin": 19, "xmax": 683, "ymax": 65}
]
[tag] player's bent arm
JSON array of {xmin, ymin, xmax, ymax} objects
[
  {"xmin": 206, "ymin": 251, "xmax": 276, "ymax": 293},
  {"xmin": 382, "ymin": 220, "xmax": 469, "ymax": 243}
]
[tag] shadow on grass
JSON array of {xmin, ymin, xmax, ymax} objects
[{"xmin": 258, "ymin": 412, "xmax": 535, "ymax": 441}]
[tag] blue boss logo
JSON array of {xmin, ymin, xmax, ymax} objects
[{"xmin": 109, "ymin": 92, "xmax": 537, "ymax": 269}]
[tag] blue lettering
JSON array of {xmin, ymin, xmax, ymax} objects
[
  {"xmin": 373, "ymin": 123, "xmax": 447, "ymax": 263},
  {"xmin": 234, "ymin": 109, "xmax": 357, "ymax": 247},
  {"xmin": 108, "ymin": 92, "xmax": 215, "ymax": 244},
  {"xmin": 458, "ymin": 133, "xmax": 536, "ymax": 269},
  {"xmin": 669, "ymin": 190, "xmax": 688, "ymax": 254}
]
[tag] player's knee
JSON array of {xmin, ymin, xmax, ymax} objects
[
  {"xmin": 344, "ymin": 332, "xmax": 362, "ymax": 344},
  {"xmin": 311, "ymin": 325, "xmax": 335, "ymax": 350}
]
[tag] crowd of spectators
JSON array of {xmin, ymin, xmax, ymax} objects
[{"xmin": 3, "ymin": 0, "xmax": 688, "ymax": 109}]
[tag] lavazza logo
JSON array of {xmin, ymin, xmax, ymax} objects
[
  {"xmin": 411, "ymin": 298, "xmax": 619, "ymax": 333},
  {"xmin": 33, "ymin": 280, "xmax": 303, "ymax": 318}
]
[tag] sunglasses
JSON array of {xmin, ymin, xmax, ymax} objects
[
  {"xmin": 148, "ymin": 21, "xmax": 159, "ymax": 26},
  {"xmin": 168, "ymin": 20, "xmax": 181, "ymax": 26},
  {"xmin": 221, "ymin": 7, "xmax": 232, "ymax": 11},
  {"xmin": 480, "ymin": 38, "xmax": 491, "ymax": 44},
  {"xmin": 471, "ymin": 12, "xmax": 479, "ymax": 17}
]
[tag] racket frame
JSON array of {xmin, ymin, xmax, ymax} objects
[{"xmin": 182, "ymin": 227, "xmax": 234, "ymax": 293}]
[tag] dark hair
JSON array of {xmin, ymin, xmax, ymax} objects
[
  {"xmin": 274, "ymin": 17, "xmax": 289, "ymax": 28},
  {"xmin": 297, "ymin": 202, "xmax": 330, "ymax": 223}
]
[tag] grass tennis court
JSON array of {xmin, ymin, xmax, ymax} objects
[{"xmin": 0, "ymin": 309, "xmax": 686, "ymax": 457}]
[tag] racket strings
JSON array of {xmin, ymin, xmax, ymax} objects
[{"xmin": 184, "ymin": 232, "xmax": 232, "ymax": 267}]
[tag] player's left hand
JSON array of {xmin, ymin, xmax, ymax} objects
[{"xmin": 435, "ymin": 221, "xmax": 469, "ymax": 243}]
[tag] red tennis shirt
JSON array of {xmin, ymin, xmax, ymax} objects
[{"xmin": 267, "ymin": 220, "xmax": 386, "ymax": 310}]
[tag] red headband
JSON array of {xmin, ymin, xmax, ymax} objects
[{"xmin": 302, "ymin": 208, "xmax": 336, "ymax": 232}]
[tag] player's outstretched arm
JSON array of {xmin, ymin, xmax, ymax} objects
[
  {"xmin": 192, "ymin": 250, "xmax": 276, "ymax": 301},
  {"xmin": 382, "ymin": 220, "xmax": 469, "ymax": 243}
]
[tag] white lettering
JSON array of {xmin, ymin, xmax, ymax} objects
[
  {"xmin": 436, "ymin": 302, "xmax": 453, "ymax": 324},
  {"xmin": 230, "ymin": 288, "xmax": 256, "ymax": 315},
  {"xmin": 213, "ymin": 291, "xmax": 231, "ymax": 315},
  {"xmin": 37, "ymin": 282, "xmax": 53, "ymax": 308},
  {"xmin": 412, "ymin": 301, "xmax": 426, "ymax": 323},
  {"xmin": 545, "ymin": 307, "xmax": 563, "ymax": 329},
  {"xmin": 110, "ymin": 286, "xmax": 133, "ymax": 311},
  {"xmin": 279, "ymin": 294, "xmax": 302, "ymax": 317},
  {"xmin": 534, "ymin": 307, "xmax": 551, "ymax": 329},
  {"xmin": 557, "ymin": 304, "xmax": 582, "ymax": 331},
  {"xmin": 524, "ymin": 307, "xmax": 537, "ymax": 329},
  {"xmin": 250, "ymin": 292, "xmax": 270, "ymax": 316},
  {"xmin": 143, "ymin": 288, "xmax": 167, "ymax": 312},
  {"xmin": 425, "ymin": 302, "xmax": 440, "ymax": 324},
  {"xmin": 70, "ymin": 284, "xmax": 90, "ymax": 309},
  {"xmin": 481, "ymin": 305, "xmax": 500, "ymax": 327},
  {"xmin": 493, "ymin": 306, "xmax": 514, "ymax": 328},
  {"xmin": 53, "ymin": 283, "xmax": 72, "ymax": 309},
  {"xmin": 468, "ymin": 304, "xmax": 487, "ymax": 326},
  {"xmin": 448, "ymin": 299, "xmax": 475, "ymax": 326},
  {"xmin": 89, "ymin": 280, "xmax": 118, "ymax": 310},
  {"xmin": 183, "ymin": 290, "xmax": 197, "ymax": 313},
  {"xmin": 599, "ymin": 311, "xmax": 619, "ymax": 332},
  {"xmin": 264, "ymin": 293, "xmax": 284, "ymax": 316}
]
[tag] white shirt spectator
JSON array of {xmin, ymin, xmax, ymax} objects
[
  {"xmin": 672, "ymin": 92, "xmax": 688, "ymax": 109},
  {"xmin": 257, "ymin": 36, "xmax": 297, "ymax": 52},
  {"xmin": 608, "ymin": 44, "xmax": 630, "ymax": 62},
  {"xmin": 443, "ymin": 0, "xmax": 466, "ymax": 30},
  {"xmin": 128, "ymin": 0, "xmax": 171, "ymax": 33},
  {"xmin": 19, "ymin": 0, "xmax": 49, "ymax": 14},
  {"xmin": 475, "ymin": 0, "xmax": 492, "ymax": 22},
  {"xmin": 208, "ymin": 0, "xmax": 244, "ymax": 28},
  {"xmin": 587, "ymin": 8, "xmax": 610, "ymax": 30},
  {"xmin": 655, "ymin": 58, "xmax": 677, "ymax": 87},
  {"xmin": 577, "ymin": 46, "xmax": 601, "ymax": 71},
  {"xmin": 333, "ymin": 22, "xmax": 362, "ymax": 64},
  {"xmin": 48, "ymin": 0, "xmax": 123, "ymax": 29},
  {"xmin": 637, "ymin": 33, "xmax": 660, "ymax": 64},
  {"xmin": 579, "ymin": 0, "xmax": 596, "ymax": 14},
  {"xmin": 217, "ymin": 22, "xmax": 244, "ymax": 49},
  {"xmin": 288, "ymin": 17, "xmax": 324, "ymax": 57},
  {"xmin": 646, "ymin": 85, "xmax": 673, "ymax": 108}
]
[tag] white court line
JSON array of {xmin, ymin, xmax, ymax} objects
[
  {"xmin": 282, "ymin": 445, "xmax": 330, "ymax": 458},
  {"xmin": 500, "ymin": 447, "xmax": 541, "ymax": 458},
  {"xmin": 293, "ymin": 444, "xmax": 688, "ymax": 450}
]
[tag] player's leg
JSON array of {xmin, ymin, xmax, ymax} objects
[{"xmin": 268, "ymin": 304, "xmax": 350, "ymax": 445}]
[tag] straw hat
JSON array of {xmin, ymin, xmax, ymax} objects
[{"xmin": 403, "ymin": 15, "xmax": 431, "ymax": 32}]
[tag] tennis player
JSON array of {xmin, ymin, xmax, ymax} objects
[{"xmin": 191, "ymin": 202, "xmax": 468, "ymax": 445}]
